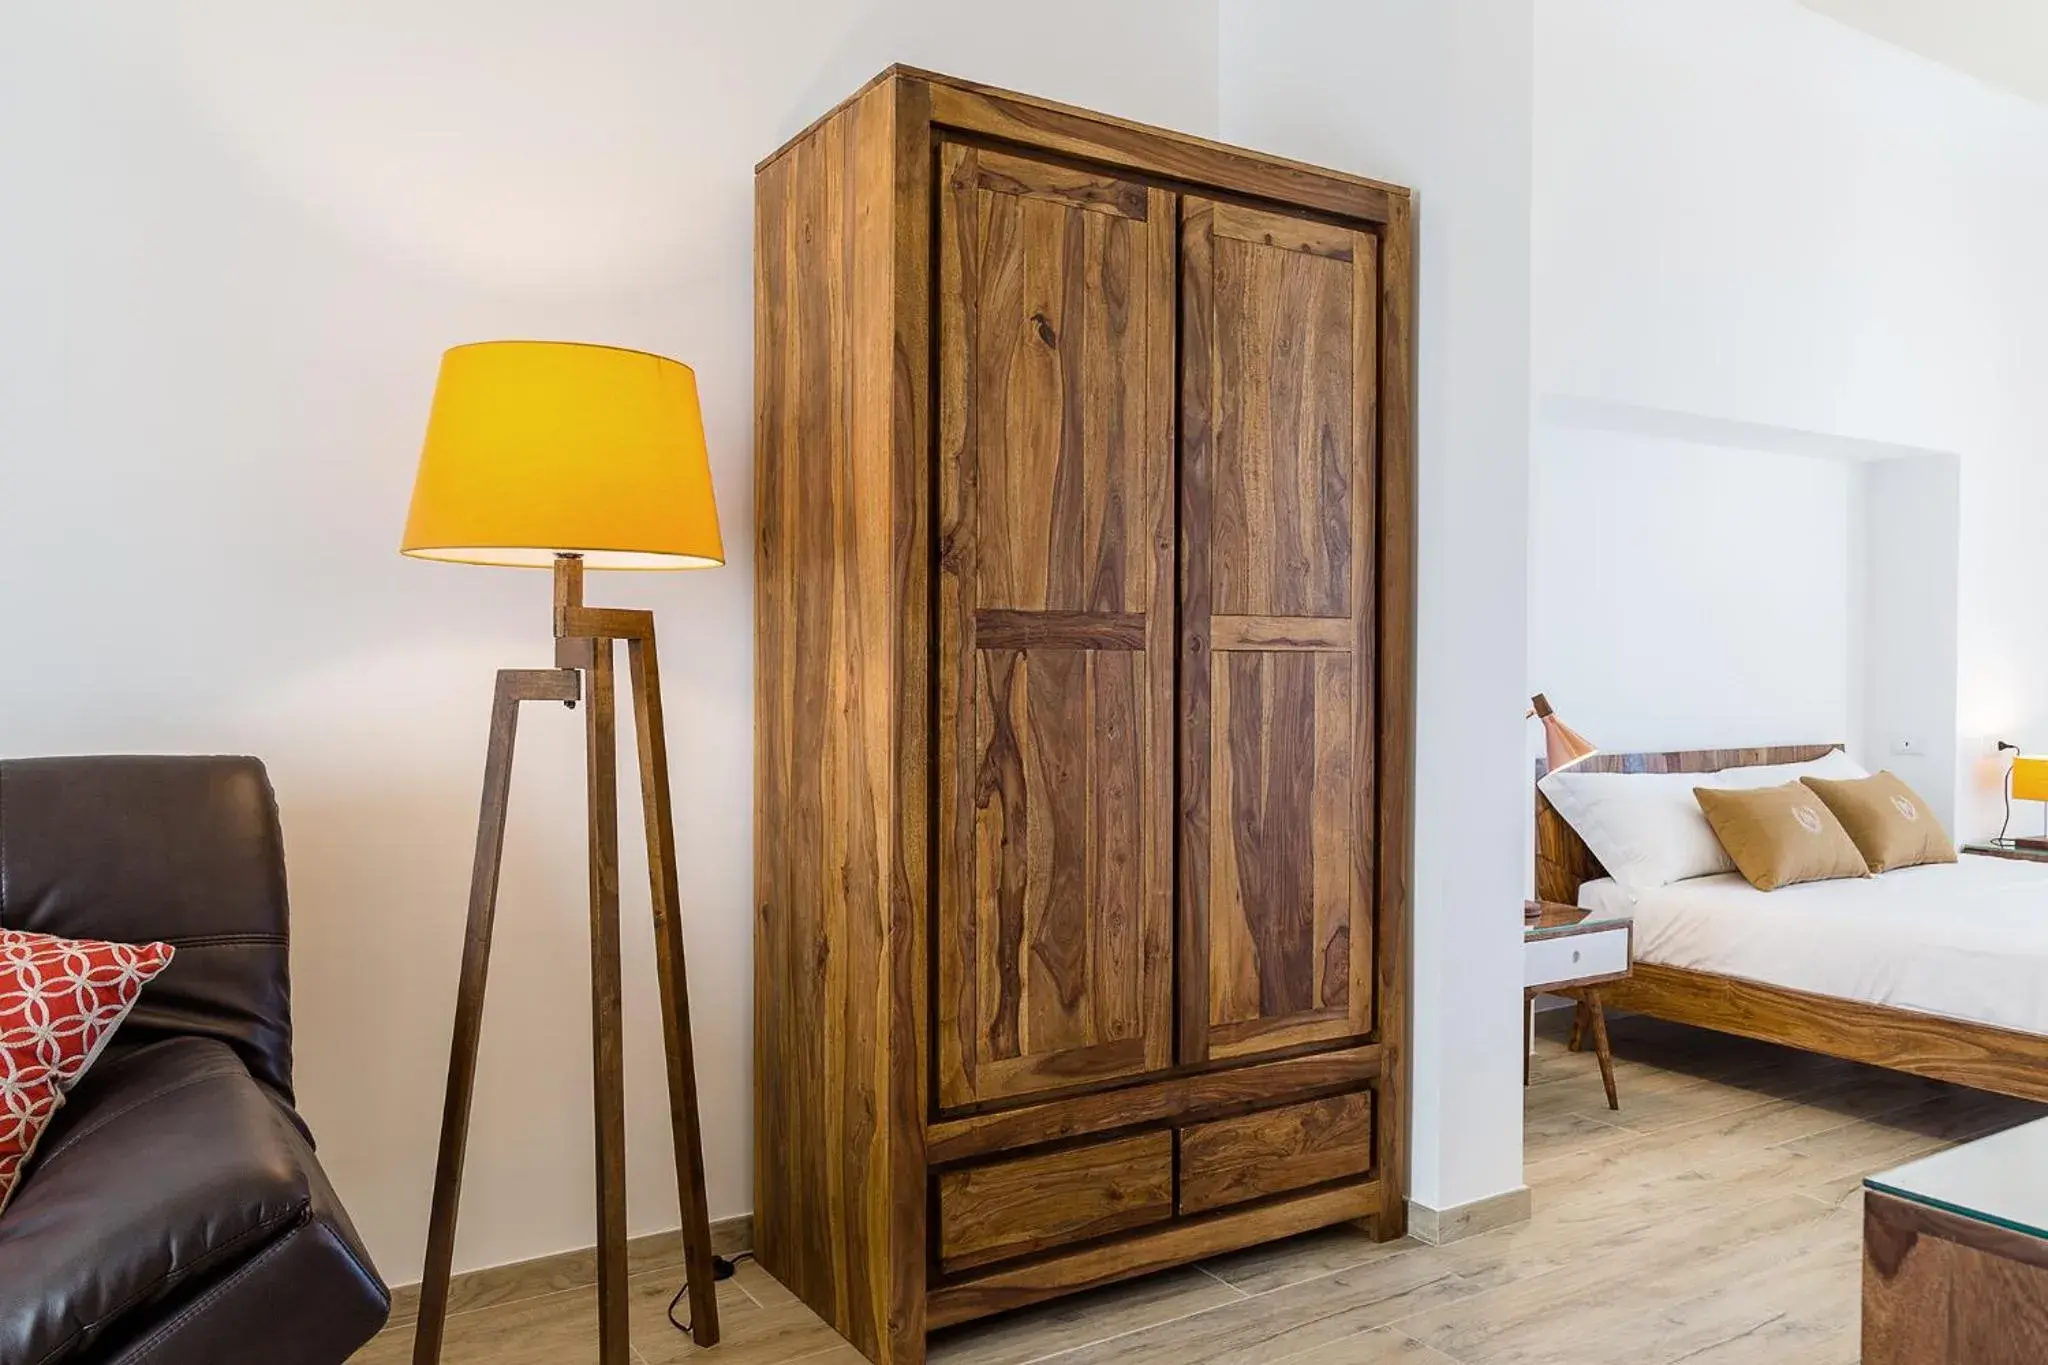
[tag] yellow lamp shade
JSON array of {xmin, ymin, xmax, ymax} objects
[
  {"xmin": 402, "ymin": 341, "xmax": 723, "ymax": 570},
  {"xmin": 2013, "ymin": 756, "xmax": 2048, "ymax": 805}
]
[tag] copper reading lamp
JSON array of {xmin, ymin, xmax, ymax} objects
[
  {"xmin": 1528, "ymin": 694, "xmax": 1597, "ymax": 922},
  {"xmin": 400, "ymin": 341, "xmax": 723, "ymax": 1364}
]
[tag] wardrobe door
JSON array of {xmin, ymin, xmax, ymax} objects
[
  {"xmin": 934, "ymin": 143, "xmax": 1177, "ymax": 1110},
  {"xmin": 1180, "ymin": 197, "xmax": 1378, "ymax": 1064}
]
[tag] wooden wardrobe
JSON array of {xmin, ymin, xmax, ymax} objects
[{"xmin": 754, "ymin": 67, "xmax": 1415, "ymax": 1365}]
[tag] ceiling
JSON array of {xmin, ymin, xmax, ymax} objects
[{"xmin": 1798, "ymin": 0, "xmax": 2048, "ymax": 108}]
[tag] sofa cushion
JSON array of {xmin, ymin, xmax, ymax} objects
[
  {"xmin": 2, "ymin": 929, "xmax": 175, "ymax": 1215},
  {"xmin": 0, "ymin": 1037, "xmax": 317, "ymax": 1365}
]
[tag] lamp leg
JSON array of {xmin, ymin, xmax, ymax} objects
[
  {"xmin": 414, "ymin": 669, "xmax": 580, "ymax": 1365},
  {"xmin": 627, "ymin": 628, "xmax": 721, "ymax": 1345},
  {"xmin": 585, "ymin": 639, "xmax": 633, "ymax": 1365}
]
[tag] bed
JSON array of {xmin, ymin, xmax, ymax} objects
[{"xmin": 1536, "ymin": 744, "xmax": 2048, "ymax": 1103}]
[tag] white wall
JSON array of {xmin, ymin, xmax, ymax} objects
[
  {"xmin": 1858, "ymin": 456, "xmax": 1961, "ymax": 828},
  {"xmin": 1529, "ymin": 424, "xmax": 1857, "ymax": 755},
  {"xmin": 1534, "ymin": 0, "xmax": 2048, "ymax": 842},
  {"xmin": 0, "ymin": 1, "xmax": 1217, "ymax": 1285},
  {"xmin": 1222, "ymin": 0, "xmax": 1536, "ymax": 1216}
]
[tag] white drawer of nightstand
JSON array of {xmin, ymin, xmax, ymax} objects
[{"xmin": 1525, "ymin": 926, "xmax": 1630, "ymax": 990}]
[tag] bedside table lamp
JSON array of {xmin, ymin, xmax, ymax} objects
[
  {"xmin": 2000, "ymin": 743, "xmax": 2048, "ymax": 852},
  {"xmin": 1529, "ymin": 694, "xmax": 1597, "ymax": 925},
  {"xmin": 1530, "ymin": 693, "xmax": 1597, "ymax": 774},
  {"xmin": 402, "ymin": 341, "xmax": 722, "ymax": 1364}
]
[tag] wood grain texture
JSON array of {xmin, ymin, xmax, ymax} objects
[
  {"xmin": 937, "ymin": 1133, "xmax": 1174, "ymax": 1273},
  {"xmin": 927, "ymin": 1181, "xmax": 1382, "ymax": 1330},
  {"xmin": 1208, "ymin": 615, "xmax": 1354, "ymax": 652},
  {"xmin": 966, "ymin": 145, "xmax": 1150, "ymax": 219},
  {"xmin": 582, "ymin": 639, "xmax": 631, "ymax": 1365},
  {"xmin": 1211, "ymin": 200, "xmax": 1357, "ymax": 261},
  {"xmin": 1176, "ymin": 1092, "xmax": 1373, "ymax": 1215},
  {"xmin": 1607, "ymin": 961, "xmax": 2048, "ymax": 1103},
  {"xmin": 1534, "ymin": 744, "xmax": 2048, "ymax": 1112},
  {"xmin": 756, "ymin": 68, "xmax": 1416, "ymax": 1363},
  {"xmin": 412, "ymin": 669, "xmax": 580, "ymax": 1365},
  {"xmin": 916, "ymin": 74, "xmax": 1399, "ymax": 226},
  {"xmin": 936, "ymin": 142, "xmax": 1175, "ymax": 1110},
  {"xmin": 625, "ymin": 627, "xmax": 720, "ymax": 1343},
  {"xmin": 1205, "ymin": 199, "xmax": 1356, "ymax": 620},
  {"xmin": 974, "ymin": 610, "xmax": 1146, "ymax": 651},
  {"xmin": 886, "ymin": 72, "xmax": 934, "ymax": 1365},
  {"xmin": 926, "ymin": 1044, "xmax": 1382, "ymax": 1165},
  {"xmin": 1865, "ymin": 1189, "xmax": 2048, "ymax": 1364},
  {"xmin": 1181, "ymin": 196, "xmax": 1376, "ymax": 1065},
  {"xmin": 753, "ymin": 73, "xmax": 923, "ymax": 1365},
  {"xmin": 1370, "ymin": 188, "xmax": 1415, "ymax": 1243}
]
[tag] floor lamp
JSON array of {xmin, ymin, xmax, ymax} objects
[{"xmin": 399, "ymin": 341, "xmax": 724, "ymax": 1363}]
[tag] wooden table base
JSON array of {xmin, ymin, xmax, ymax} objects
[
  {"xmin": 412, "ymin": 555, "xmax": 720, "ymax": 1365},
  {"xmin": 1865, "ymin": 1188, "xmax": 2048, "ymax": 1363},
  {"xmin": 1525, "ymin": 986, "xmax": 1621, "ymax": 1111}
]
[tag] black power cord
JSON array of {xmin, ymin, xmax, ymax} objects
[
  {"xmin": 667, "ymin": 1251, "xmax": 752, "ymax": 1334},
  {"xmin": 1999, "ymin": 740, "xmax": 2019, "ymax": 844}
]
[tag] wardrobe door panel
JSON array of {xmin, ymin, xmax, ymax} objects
[
  {"xmin": 936, "ymin": 143, "xmax": 1176, "ymax": 1110},
  {"xmin": 1182, "ymin": 196, "xmax": 1378, "ymax": 1064}
]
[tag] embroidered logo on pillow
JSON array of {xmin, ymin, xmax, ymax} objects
[
  {"xmin": 1801, "ymin": 770, "xmax": 1957, "ymax": 874},
  {"xmin": 1792, "ymin": 805, "xmax": 1823, "ymax": 834},
  {"xmin": 1, "ymin": 929, "xmax": 175, "ymax": 1214}
]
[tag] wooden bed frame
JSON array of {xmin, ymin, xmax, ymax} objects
[{"xmin": 1536, "ymin": 743, "xmax": 2048, "ymax": 1105}]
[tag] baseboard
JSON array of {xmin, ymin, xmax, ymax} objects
[
  {"xmin": 1405, "ymin": 1187, "xmax": 1531, "ymax": 1245},
  {"xmin": 384, "ymin": 1214, "xmax": 753, "ymax": 1327}
]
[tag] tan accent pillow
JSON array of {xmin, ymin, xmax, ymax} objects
[
  {"xmin": 1801, "ymin": 771, "xmax": 1957, "ymax": 873},
  {"xmin": 1693, "ymin": 782, "xmax": 1872, "ymax": 891}
]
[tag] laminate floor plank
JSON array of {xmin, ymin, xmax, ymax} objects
[
  {"xmin": 354, "ymin": 1008, "xmax": 2029, "ymax": 1365},
  {"xmin": 929, "ymin": 1267, "xmax": 1246, "ymax": 1365}
]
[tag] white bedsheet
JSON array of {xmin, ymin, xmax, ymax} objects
[{"xmin": 1579, "ymin": 858, "xmax": 2048, "ymax": 1037}]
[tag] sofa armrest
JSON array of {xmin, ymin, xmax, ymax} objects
[{"xmin": 0, "ymin": 1039, "xmax": 388, "ymax": 1365}]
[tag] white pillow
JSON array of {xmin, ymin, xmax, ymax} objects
[
  {"xmin": 1539, "ymin": 749, "xmax": 1866, "ymax": 896},
  {"xmin": 1717, "ymin": 749, "xmax": 1868, "ymax": 789},
  {"xmin": 1539, "ymin": 769, "xmax": 1735, "ymax": 893}
]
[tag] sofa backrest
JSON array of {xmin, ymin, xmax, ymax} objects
[{"xmin": 0, "ymin": 754, "xmax": 294, "ymax": 1102}]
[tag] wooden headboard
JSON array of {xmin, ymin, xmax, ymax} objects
[{"xmin": 1534, "ymin": 744, "xmax": 1845, "ymax": 905}]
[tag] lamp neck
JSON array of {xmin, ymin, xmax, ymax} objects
[{"xmin": 553, "ymin": 552, "xmax": 586, "ymax": 629}]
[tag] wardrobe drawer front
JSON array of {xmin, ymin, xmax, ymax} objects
[
  {"xmin": 1177, "ymin": 1093, "xmax": 1373, "ymax": 1215},
  {"xmin": 938, "ymin": 1132, "xmax": 1174, "ymax": 1273}
]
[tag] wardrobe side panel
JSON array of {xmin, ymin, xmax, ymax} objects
[{"xmin": 754, "ymin": 77, "xmax": 920, "ymax": 1364}]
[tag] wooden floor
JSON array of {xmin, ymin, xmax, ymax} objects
[{"xmin": 354, "ymin": 1011, "xmax": 2048, "ymax": 1365}]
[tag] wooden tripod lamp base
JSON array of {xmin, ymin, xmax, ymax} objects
[{"xmin": 396, "ymin": 342, "xmax": 728, "ymax": 1365}]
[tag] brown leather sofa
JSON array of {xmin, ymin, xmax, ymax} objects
[{"xmin": 0, "ymin": 756, "xmax": 390, "ymax": 1365}]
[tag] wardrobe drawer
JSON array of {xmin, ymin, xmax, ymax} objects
[
  {"xmin": 1177, "ymin": 1093, "xmax": 1373, "ymax": 1215},
  {"xmin": 937, "ymin": 1132, "xmax": 1174, "ymax": 1273}
]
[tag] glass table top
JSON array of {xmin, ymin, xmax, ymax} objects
[
  {"xmin": 1865, "ymin": 1115, "xmax": 2048, "ymax": 1241},
  {"xmin": 1524, "ymin": 903, "xmax": 1632, "ymax": 942}
]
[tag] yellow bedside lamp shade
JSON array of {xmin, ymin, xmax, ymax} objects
[
  {"xmin": 401, "ymin": 340, "xmax": 723, "ymax": 570},
  {"xmin": 2013, "ymin": 756, "xmax": 2048, "ymax": 805}
]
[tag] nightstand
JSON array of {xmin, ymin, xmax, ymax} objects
[
  {"xmin": 1962, "ymin": 840, "xmax": 2048, "ymax": 863},
  {"xmin": 1524, "ymin": 901, "xmax": 1634, "ymax": 1110}
]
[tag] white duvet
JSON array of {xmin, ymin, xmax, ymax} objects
[{"xmin": 1579, "ymin": 856, "xmax": 2048, "ymax": 1038}]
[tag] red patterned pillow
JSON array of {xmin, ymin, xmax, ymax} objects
[{"xmin": 1, "ymin": 928, "xmax": 174, "ymax": 1214}]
